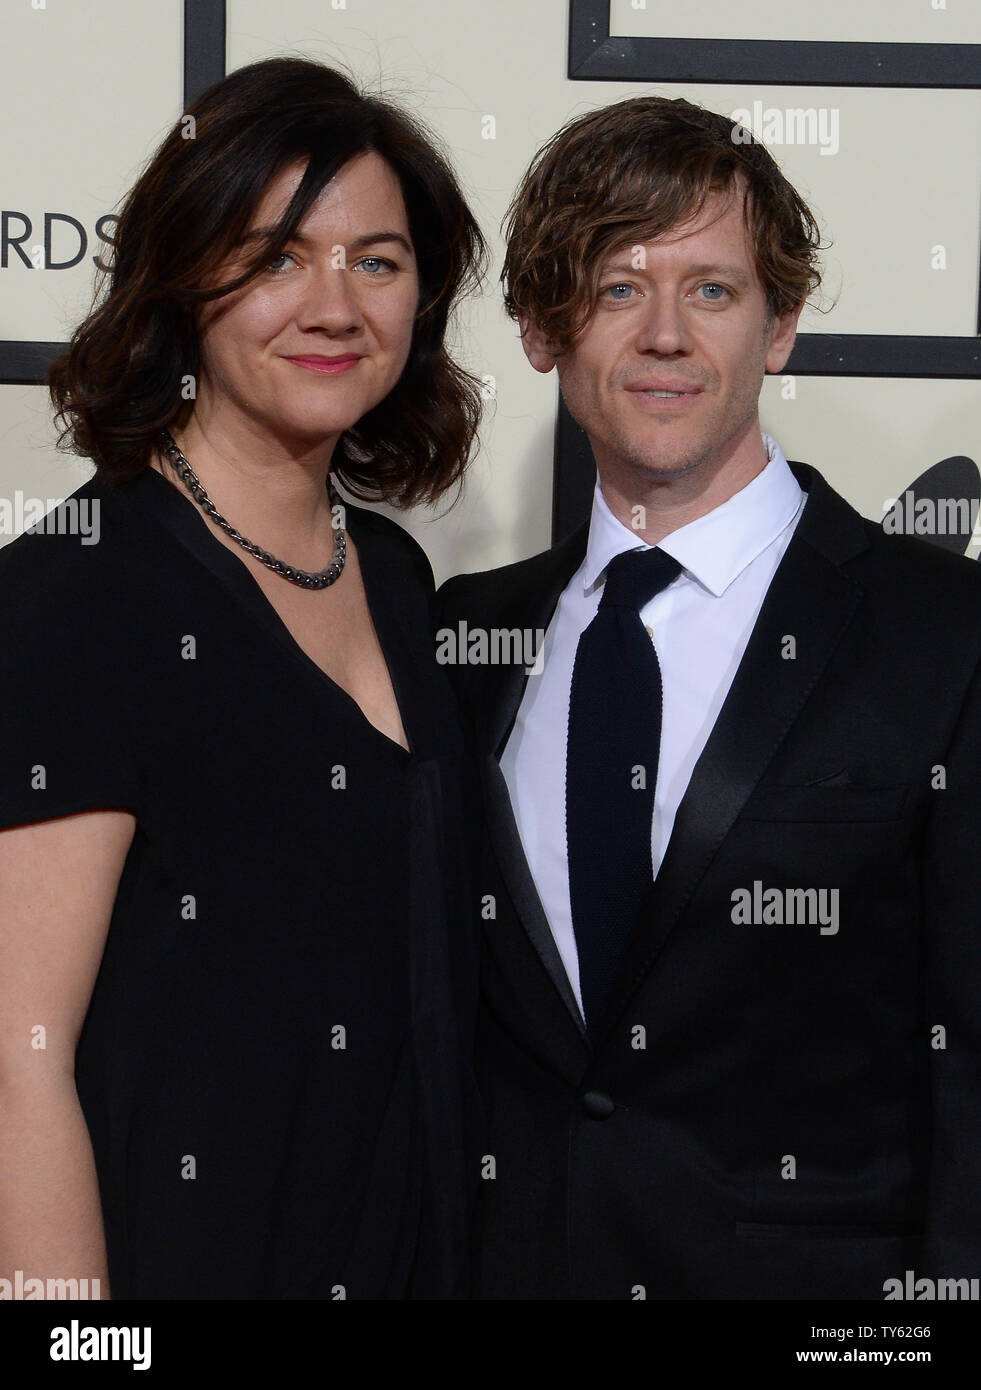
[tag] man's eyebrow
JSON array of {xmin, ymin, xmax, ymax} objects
[
  {"xmin": 235, "ymin": 226, "xmax": 414, "ymax": 255},
  {"xmin": 599, "ymin": 256, "xmax": 752, "ymax": 286},
  {"xmin": 682, "ymin": 262, "xmax": 752, "ymax": 285}
]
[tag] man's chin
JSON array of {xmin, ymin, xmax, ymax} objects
[{"xmin": 620, "ymin": 450, "xmax": 709, "ymax": 482}]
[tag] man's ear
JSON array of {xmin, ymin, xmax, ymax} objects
[
  {"xmin": 764, "ymin": 299, "xmax": 805, "ymax": 374},
  {"xmin": 518, "ymin": 315, "xmax": 558, "ymax": 374}
]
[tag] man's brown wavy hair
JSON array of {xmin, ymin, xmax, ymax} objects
[
  {"xmin": 502, "ymin": 96, "xmax": 823, "ymax": 353},
  {"xmin": 49, "ymin": 57, "xmax": 486, "ymax": 507}
]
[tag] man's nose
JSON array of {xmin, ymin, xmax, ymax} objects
[{"xmin": 633, "ymin": 290, "xmax": 693, "ymax": 355}]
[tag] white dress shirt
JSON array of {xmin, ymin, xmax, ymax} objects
[{"xmin": 500, "ymin": 433, "xmax": 807, "ymax": 1019}]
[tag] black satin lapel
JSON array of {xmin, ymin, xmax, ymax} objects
[
  {"xmin": 485, "ymin": 525, "xmax": 589, "ymax": 757},
  {"xmin": 594, "ymin": 532, "xmax": 866, "ymax": 1042},
  {"xmin": 487, "ymin": 657, "xmax": 536, "ymax": 761},
  {"xmin": 477, "ymin": 525, "xmax": 590, "ymax": 1037},
  {"xmin": 483, "ymin": 755, "xmax": 587, "ymax": 1037}
]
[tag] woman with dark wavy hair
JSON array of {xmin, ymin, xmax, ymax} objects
[{"xmin": 0, "ymin": 56, "xmax": 485, "ymax": 1299}]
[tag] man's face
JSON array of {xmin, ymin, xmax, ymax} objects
[
  {"xmin": 196, "ymin": 151, "xmax": 420, "ymax": 449},
  {"xmin": 522, "ymin": 188, "xmax": 800, "ymax": 491}
]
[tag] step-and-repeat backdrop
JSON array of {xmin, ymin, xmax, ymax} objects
[{"xmin": 1, "ymin": 0, "xmax": 979, "ymax": 579}]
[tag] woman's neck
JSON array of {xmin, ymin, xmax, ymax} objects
[{"xmin": 152, "ymin": 414, "xmax": 343, "ymax": 570}]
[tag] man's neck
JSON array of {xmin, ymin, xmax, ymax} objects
[{"xmin": 597, "ymin": 431, "xmax": 771, "ymax": 546}]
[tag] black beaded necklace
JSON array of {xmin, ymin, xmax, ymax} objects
[{"xmin": 160, "ymin": 430, "xmax": 347, "ymax": 590}]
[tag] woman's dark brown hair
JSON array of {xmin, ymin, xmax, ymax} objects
[
  {"xmin": 502, "ymin": 96, "xmax": 824, "ymax": 353},
  {"xmin": 49, "ymin": 57, "xmax": 487, "ymax": 506}
]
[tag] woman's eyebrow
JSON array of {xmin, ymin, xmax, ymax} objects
[
  {"xmin": 349, "ymin": 230, "xmax": 414, "ymax": 254},
  {"xmin": 236, "ymin": 227, "xmax": 413, "ymax": 254}
]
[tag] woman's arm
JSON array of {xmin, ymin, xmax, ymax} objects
[{"xmin": 0, "ymin": 811, "xmax": 136, "ymax": 1299}]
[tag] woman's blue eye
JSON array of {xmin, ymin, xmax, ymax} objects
[
  {"xmin": 603, "ymin": 284, "xmax": 635, "ymax": 301},
  {"xmin": 357, "ymin": 256, "xmax": 396, "ymax": 274},
  {"xmin": 265, "ymin": 253, "xmax": 398, "ymax": 275}
]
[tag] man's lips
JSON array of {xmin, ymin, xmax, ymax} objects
[
  {"xmin": 623, "ymin": 380, "xmax": 704, "ymax": 411},
  {"xmin": 623, "ymin": 380, "xmax": 704, "ymax": 395},
  {"xmin": 286, "ymin": 354, "xmax": 362, "ymax": 375}
]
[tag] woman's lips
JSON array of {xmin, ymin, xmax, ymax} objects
[{"xmin": 286, "ymin": 355, "xmax": 361, "ymax": 375}]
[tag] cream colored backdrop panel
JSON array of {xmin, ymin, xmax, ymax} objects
[
  {"xmin": 612, "ymin": 0, "xmax": 979, "ymax": 44},
  {"xmin": 0, "ymin": 0, "xmax": 182, "ymax": 340},
  {"xmin": 0, "ymin": 0, "xmax": 182, "ymax": 529}
]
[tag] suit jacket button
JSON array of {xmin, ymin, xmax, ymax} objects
[{"xmin": 582, "ymin": 1090, "xmax": 615, "ymax": 1119}]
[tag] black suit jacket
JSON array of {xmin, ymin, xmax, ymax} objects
[{"xmin": 436, "ymin": 461, "xmax": 981, "ymax": 1300}]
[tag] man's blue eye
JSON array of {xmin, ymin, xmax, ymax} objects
[
  {"xmin": 603, "ymin": 284, "xmax": 634, "ymax": 300},
  {"xmin": 699, "ymin": 283, "xmax": 726, "ymax": 300}
]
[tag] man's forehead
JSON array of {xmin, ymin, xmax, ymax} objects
[{"xmin": 601, "ymin": 190, "xmax": 754, "ymax": 266}]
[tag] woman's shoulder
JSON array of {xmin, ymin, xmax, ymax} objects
[
  {"xmin": 344, "ymin": 502, "xmax": 435, "ymax": 594},
  {"xmin": 0, "ymin": 474, "xmax": 145, "ymax": 827},
  {"xmin": 0, "ymin": 473, "xmax": 135, "ymax": 628}
]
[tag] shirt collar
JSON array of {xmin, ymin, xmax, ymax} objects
[{"xmin": 581, "ymin": 433, "xmax": 804, "ymax": 598}]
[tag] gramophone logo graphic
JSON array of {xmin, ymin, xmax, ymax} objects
[{"xmin": 880, "ymin": 456, "xmax": 980, "ymax": 558}]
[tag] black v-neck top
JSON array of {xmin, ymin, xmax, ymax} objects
[{"xmin": 0, "ymin": 467, "xmax": 480, "ymax": 1299}]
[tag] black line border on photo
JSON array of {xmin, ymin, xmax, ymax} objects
[
  {"xmin": 570, "ymin": 0, "xmax": 981, "ymax": 88},
  {"xmin": 0, "ymin": 0, "xmax": 227, "ymax": 387}
]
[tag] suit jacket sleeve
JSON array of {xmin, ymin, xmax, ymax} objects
[{"xmin": 921, "ymin": 648, "xmax": 981, "ymax": 1278}]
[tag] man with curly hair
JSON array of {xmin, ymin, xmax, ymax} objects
[{"xmin": 437, "ymin": 96, "xmax": 981, "ymax": 1300}]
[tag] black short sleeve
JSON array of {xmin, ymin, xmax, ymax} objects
[{"xmin": 0, "ymin": 527, "xmax": 139, "ymax": 831}]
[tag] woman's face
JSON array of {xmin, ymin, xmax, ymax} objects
[{"xmin": 195, "ymin": 151, "xmax": 420, "ymax": 451}]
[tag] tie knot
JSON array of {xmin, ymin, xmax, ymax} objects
[{"xmin": 600, "ymin": 547, "xmax": 682, "ymax": 612}]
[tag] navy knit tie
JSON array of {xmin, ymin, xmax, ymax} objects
[{"xmin": 566, "ymin": 547, "xmax": 682, "ymax": 1028}]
